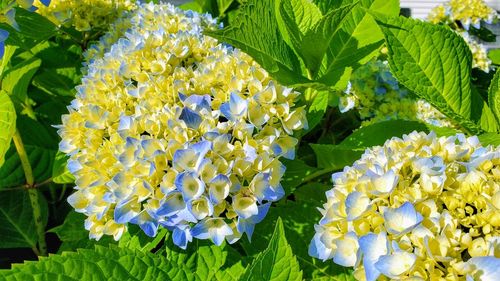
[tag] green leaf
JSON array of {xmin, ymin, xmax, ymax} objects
[
  {"xmin": 489, "ymin": 49, "xmax": 500, "ymax": 65},
  {"xmin": 299, "ymin": 4, "xmax": 356, "ymax": 79},
  {"xmin": 0, "ymin": 190, "xmax": 48, "ymax": 249},
  {"xmin": 241, "ymin": 183, "xmax": 355, "ymax": 280},
  {"xmin": 49, "ymin": 211, "xmax": 88, "ymax": 243},
  {"xmin": 376, "ymin": 15, "xmax": 497, "ymax": 133},
  {"xmin": 0, "ymin": 92, "xmax": 16, "ymax": 168},
  {"xmin": 488, "ymin": 70, "xmax": 500, "ymax": 124},
  {"xmin": 300, "ymin": 0, "xmax": 399, "ymax": 88},
  {"xmin": 2, "ymin": 56, "xmax": 41, "ymax": 106},
  {"xmin": 205, "ymin": 0, "xmax": 309, "ymax": 86},
  {"xmin": 165, "ymin": 239, "xmax": 247, "ymax": 281},
  {"xmin": 281, "ymin": 158, "xmax": 319, "ymax": 193},
  {"xmin": 310, "ymin": 143, "xmax": 364, "ymax": 170},
  {"xmin": 306, "ymin": 90, "xmax": 330, "ymax": 131},
  {"xmin": 0, "ymin": 145, "xmax": 55, "ymax": 188},
  {"xmin": 1, "ymin": 8, "xmax": 57, "ymax": 41},
  {"xmin": 340, "ymin": 119, "xmax": 428, "ymax": 147},
  {"xmin": 276, "ymin": 0, "xmax": 322, "ymax": 53},
  {"xmin": 478, "ymin": 132, "xmax": 500, "ymax": 146},
  {"xmin": 0, "ymin": 245, "xmax": 194, "ymax": 280},
  {"xmin": 180, "ymin": 2, "xmax": 204, "ymax": 12},
  {"xmin": 52, "ymin": 151, "xmax": 75, "ymax": 184},
  {"xmin": 240, "ymin": 217, "xmax": 302, "ymax": 281},
  {"xmin": 217, "ymin": 0, "xmax": 236, "ymax": 15}
]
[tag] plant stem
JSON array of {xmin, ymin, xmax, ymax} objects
[
  {"xmin": 302, "ymin": 167, "xmax": 335, "ymax": 184},
  {"xmin": 12, "ymin": 131, "xmax": 48, "ymax": 256}
]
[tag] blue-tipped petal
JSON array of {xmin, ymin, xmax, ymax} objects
[
  {"xmin": 309, "ymin": 232, "xmax": 332, "ymax": 261},
  {"xmin": 229, "ymin": 92, "xmax": 248, "ymax": 117},
  {"xmin": 359, "ymin": 232, "xmax": 389, "ymax": 281},
  {"xmin": 345, "ymin": 191, "xmax": 371, "ymax": 221},
  {"xmin": 374, "ymin": 251, "xmax": 417, "ymax": 279},
  {"xmin": 236, "ymin": 202, "xmax": 270, "ymax": 241},
  {"xmin": 208, "ymin": 174, "xmax": 230, "ymax": 204},
  {"xmin": 332, "ymin": 232, "xmax": 359, "ymax": 267},
  {"xmin": 0, "ymin": 29, "xmax": 9, "ymax": 42},
  {"xmin": 5, "ymin": 9, "xmax": 19, "ymax": 31},
  {"xmin": 114, "ymin": 199, "xmax": 139, "ymax": 224},
  {"xmin": 172, "ymin": 225, "xmax": 192, "ymax": 250},
  {"xmin": 175, "ymin": 172, "xmax": 205, "ymax": 202},
  {"xmin": 156, "ymin": 192, "xmax": 185, "ymax": 216},
  {"xmin": 384, "ymin": 202, "xmax": 423, "ymax": 235},
  {"xmin": 232, "ymin": 195, "xmax": 258, "ymax": 219},
  {"xmin": 187, "ymin": 196, "xmax": 213, "ymax": 220},
  {"xmin": 182, "ymin": 94, "xmax": 211, "ymax": 112},
  {"xmin": 191, "ymin": 218, "xmax": 233, "ymax": 246},
  {"xmin": 466, "ymin": 257, "xmax": 500, "ymax": 281},
  {"xmin": 130, "ymin": 211, "xmax": 158, "ymax": 237},
  {"xmin": 191, "ymin": 140, "xmax": 212, "ymax": 157},
  {"xmin": 179, "ymin": 107, "xmax": 202, "ymax": 129},
  {"xmin": 40, "ymin": 0, "xmax": 51, "ymax": 6}
]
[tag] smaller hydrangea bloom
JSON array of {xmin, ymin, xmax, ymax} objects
[
  {"xmin": 427, "ymin": 0, "xmax": 498, "ymax": 72},
  {"xmin": 311, "ymin": 131, "xmax": 500, "ymax": 280},
  {"xmin": 339, "ymin": 60, "xmax": 454, "ymax": 127},
  {"xmin": 36, "ymin": 0, "xmax": 135, "ymax": 31},
  {"xmin": 59, "ymin": 3, "xmax": 307, "ymax": 248}
]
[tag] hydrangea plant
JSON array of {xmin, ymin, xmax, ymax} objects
[{"xmin": 57, "ymin": 2, "xmax": 307, "ymax": 248}]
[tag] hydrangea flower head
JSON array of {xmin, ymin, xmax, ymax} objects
[
  {"xmin": 36, "ymin": 0, "xmax": 135, "ymax": 31},
  {"xmin": 428, "ymin": 0, "xmax": 497, "ymax": 30},
  {"xmin": 58, "ymin": 3, "xmax": 307, "ymax": 248},
  {"xmin": 311, "ymin": 131, "xmax": 500, "ymax": 280},
  {"xmin": 428, "ymin": 0, "xmax": 497, "ymax": 72},
  {"xmin": 339, "ymin": 60, "xmax": 453, "ymax": 127}
]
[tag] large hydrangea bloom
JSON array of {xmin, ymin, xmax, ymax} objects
[
  {"xmin": 58, "ymin": 3, "xmax": 307, "ymax": 248},
  {"xmin": 427, "ymin": 0, "xmax": 498, "ymax": 72},
  {"xmin": 36, "ymin": 0, "xmax": 135, "ymax": 31},
  {"xmin": 310, "ymin": 131, "xmax": 500, "ymax": 280},
  {"xmin": 339, "ymin": 60, "xmax": 453, "ymax": 128}
]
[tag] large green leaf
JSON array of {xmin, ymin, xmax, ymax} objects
[
  {"xmin": 2, "ymin": 56, "xmax": 41, "ymax": 106},
  {"xmin": 0, "ymin": 145, "xmax": 55, "ymax": 188},
  {"xmin": 1, "ymin": 245, "xmax": 194, "ymax": 280},
  {"xmin": 340, "ymin": 119, "xmax": 428, "ymax": 147},
  {"xmin": 165, "ymin": 239, "xmax": 247, "ymax": 281},
  {"xmin": 376, "ymin": 16, "xmax": 498, "ymax": 133},
  {"xmin": 478, "ymin": 132, "xmax": 500, "ymax": 146},
  {"xmin": 488, "ymin": 70, "xmax": 500, "ymax": 124},
  {"xmin": 2, "ymin": 240, "xmax": 245, "ymax": 280},
  {"xmin": 300, "ymin": 0, "xmax": 399, "ymax": 88},
  {"xmin": 0, "ymin": 8, "xmax": 57, "ymax": 41},
  {"xmin": 276, "ymin": 0, "xmax": 322, "ymax": 53},
  {"xmin": 0, "ymin": 92, "xmax": 16, "ymax": 168},
  {"xmin": 0, "ymin": 190, "xmax": 48, "ymax": 249},
  {"xmin": 0, "ymin": 116, "xmax": 58, "ymax": 188},
  {"xmin": 310, "ymin": 143, "xmax": 364, "ymax": 170},
  {"xmin": 241, "ymin": 184, "xmax": 355, "ymax": 280},
  {"xmin": 240, "ymin": 217, "xmax": 302, "ymax": 281},
  {"xmin": 205, "ymin": 0, "xmax": 309, "ymax": 86},
  {"xmin": 281, "ymin": 158, "xmax": 319, "ymax": 193},
  {"xmin": 299, "ymin": 4, "xmax": 356, "ymax": 79}
]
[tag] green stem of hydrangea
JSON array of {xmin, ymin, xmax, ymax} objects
[
  {"xmin": 12, "ymin": 131, "xmax": 48, "ymax": 256},
  {"xmin": 302, "ymin": 167, "xmax": 335, "ymax": 184}
]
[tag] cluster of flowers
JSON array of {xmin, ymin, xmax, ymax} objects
[
  {"xmin": 428, "ymin": 0, "xmax": 498, "ymax": 72},
  {"xmin": 339, "ymin": 60, "xmax": 453, "ymax": 127},
  {"xmin": 310, "ymin": 131, "xmax": 500, "ymax": 280},
  {"xmin": 0, "ymin": 0, "xmax": 50, "ymax": 57},
  {"xmin": 58, "ymin": 2, "xmax": 307, "ymax": 249},
  {"xmin": 36, "ymin": 0, "xmax": 135, "ymax": 31}
]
